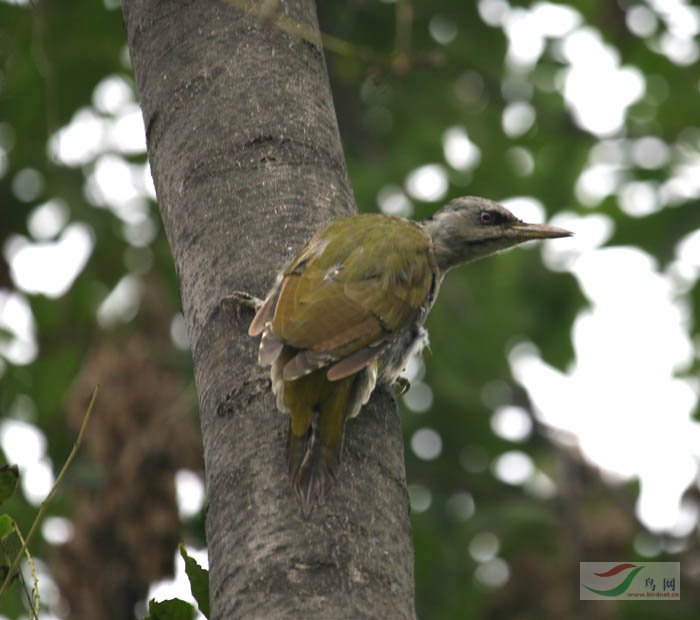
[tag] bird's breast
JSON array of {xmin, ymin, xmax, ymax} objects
[{"xmin": 378, "ymin": 323, "xmax": 429, "ymax": 385}]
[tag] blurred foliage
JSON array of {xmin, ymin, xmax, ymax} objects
[{"xmin": 0, "ymin": 0, "xmax": 699, "ymax": 618}]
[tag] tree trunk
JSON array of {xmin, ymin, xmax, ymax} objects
[{"xmin": 121, "ymin": 1, "xmax": 416, "ymax": 618}]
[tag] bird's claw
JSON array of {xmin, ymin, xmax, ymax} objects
[
  {"xmin": 394, "ymin": 377, "xmax": 411, "ymax": 395},
  {"xmin": 228, "ymin": 290, "xmax": 264, "ymax": 311},
  {"xmin": 224, "ymin": 291, "xmax": 264, "ymax": 323}
]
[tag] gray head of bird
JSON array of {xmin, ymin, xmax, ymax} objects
[{"xmin": 421, "ymin": 196, "xmax": 572, "ymax": 272}]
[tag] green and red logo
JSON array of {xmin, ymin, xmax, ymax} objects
[
  {"xmin": 582, "ymin": 563, "xmax": 645, "ymax": 597},
  {"xmin": 580, "ymin": 562, "xmax": 680, "ymax": 600}
]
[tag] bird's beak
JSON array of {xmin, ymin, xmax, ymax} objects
[{"xmin": 510, "ymin": 222, "xmax": 573, "ymax": 240}]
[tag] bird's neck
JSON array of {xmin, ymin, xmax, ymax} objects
[{"xmin": 420, "ymin": 218, "xmax": 480, "ymax": 272}]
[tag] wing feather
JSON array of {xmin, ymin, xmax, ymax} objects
[{"xmin": 257, "ymin": 215, "xmax": 436, "ymax": 380}]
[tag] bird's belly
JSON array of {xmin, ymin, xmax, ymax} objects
[{"xmin": 378, "ymin": 324, "xmax": 429, "ymax": 385}]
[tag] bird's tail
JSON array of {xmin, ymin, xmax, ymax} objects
[
  {"xmin": 287, "ymin": 374, "xmax": 352, "ymax": 517},
  {"xmin": 288, "ymin": 413, "xmax": 342, "ymax": 517}
]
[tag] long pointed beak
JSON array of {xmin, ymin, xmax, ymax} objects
[{"xmin": 511, "ymin": 222, "xmax": 573, "ymax": 240}]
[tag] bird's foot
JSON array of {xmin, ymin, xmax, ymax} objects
[
  {"xmin": 222, "ymin": 291, "xmax": 264, "ymax": 323},
  {"xmin": 228, "ymin": 290, "xmax": 264, "ymax": 310},
  {"xmin": 394, "ymin": 376, "xmax": 411, "ymax": 395}
]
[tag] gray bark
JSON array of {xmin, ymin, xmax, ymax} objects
[{"xmin": 121, "ymin": 1, "xmax": 416, "ymax": 618}]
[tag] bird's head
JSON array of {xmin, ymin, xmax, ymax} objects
[{"xmin": 422, "ymin": 196, "xmax": 572, "ymax": 271}]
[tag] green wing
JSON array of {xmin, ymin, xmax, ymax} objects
[{"xmin": 257, "ymin": 214, "xmax": 436, "ymax": 380}]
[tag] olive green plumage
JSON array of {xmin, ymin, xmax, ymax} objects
[{"xmin": 249, "ymin": 196, "xmax": 571, "ymax": 516}]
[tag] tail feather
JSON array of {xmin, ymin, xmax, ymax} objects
[
  {"xmin": 287, "ymin": 422, "xmax": 309, "ymax": 481},
  {"xmin": 284, "ymin": 371, "xmax": 354, "ymax": 516},
  {"xmin": 287, "ymin": 412, "xmax": 342, "ymax": 517}
]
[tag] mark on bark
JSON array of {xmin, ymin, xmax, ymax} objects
[
  {"xmin": 216, "ymin": 376, "xmax": 270, "ymax": 417},
  {"xmin": 145, "ymin": 110, "xmax": 160, "ymax": 145},
  {"xmin": 290, "ymin": 559, "xmax": 336, "ymax": 575},
  {"xmin": 299, "ymin": 36, "xmax": 324, "ymax": 64}
]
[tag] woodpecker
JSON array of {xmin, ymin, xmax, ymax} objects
[{"xmin": 248, "ymin": 196, "xmax": 571, "ymax": 516}]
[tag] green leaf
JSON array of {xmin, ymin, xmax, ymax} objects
[
  {"xmin": 143, "ymin": 598, "xmax": 196, "ymax": 620},
  {"xmin": 0, "ymin": 465, "xmax": 19, "ymax": 505},
  {"xmin": 0, "ymin": 519, "xmax": 20, "ymax": 588},
  {"xmin": 0, "ymin": 514, "xmax": 13, "ymax": 541},
  {"xmin": 179, "ymin": 544, "xmax": 209, "ymax": 618}
]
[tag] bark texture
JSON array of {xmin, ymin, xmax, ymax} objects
[{"xmin": 121, "ymin": 1, "xmax": 416, "ymax": 618}]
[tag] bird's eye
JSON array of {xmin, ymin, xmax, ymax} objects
[{"xmin": 479, "ymin": 211, "xmax": 494, "ymax": 224}]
